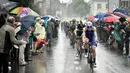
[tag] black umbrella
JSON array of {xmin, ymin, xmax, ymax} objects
[
  {"xmin": 0, "ymin": 5, "xmax": 8, "ymax": 19},
  {"xmin": 2, "ymin": 2, "xmax": 20, "ymax": 12},
  {"xmin": 104, "ymin": 14, "xmax": 112, "ymax": 17},
  {"xmin": 0, "ymin": 5, "xmax": 7, "ymax": 14}
]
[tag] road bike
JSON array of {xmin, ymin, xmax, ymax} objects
[
  {"xmin": 87, "ymin": 42, "xmax": 97, "ymax": 73},
  {"xmin": 76, "ymin": 36, "xmax": 83, "ymax": 60}
]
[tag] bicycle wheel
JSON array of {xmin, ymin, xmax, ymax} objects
[
  {"xmin": 89, "ymin": 54, "xmax": 94, "ymax": 73},
  {"xmin": 79, "ymin": 49, "xmax": 82, "ymax": 60},
  {"xmin": 87, "ymin": 53, "xmax": 90, "ymax": 63},
  {"xmin": 90, "ymin": 62, "xmax": 94, "ymax": 73}
]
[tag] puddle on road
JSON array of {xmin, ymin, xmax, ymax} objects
[
  {"xmin": 75, "ymin": 67, "xmax": 82, "ymax": 70},
  {"xmin": 74, "ymin": 61, "xmax": 79, "ymax": 65}
]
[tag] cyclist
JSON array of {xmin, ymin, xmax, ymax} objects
[
  {"xmin": 68, "ymin": 19, "xmax": 77, "ymax": 47},
  {"xmin": 75, "ymin": 21, "xmax": 84, "ymax": 56},
  {"xmin": 82, "ymin": 21, "xmax": 97, "ymax": 65}
]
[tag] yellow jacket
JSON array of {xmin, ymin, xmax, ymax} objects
[{"xmin": 34, "ymin": 22, "xmax": 46, "ymax": 39}]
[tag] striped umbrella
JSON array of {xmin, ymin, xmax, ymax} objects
[{"xmin": 10, "ymin": 7, "xmax": 23, "ymax": 14}]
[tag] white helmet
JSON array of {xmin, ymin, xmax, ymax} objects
[{"xmin": 86, "ymin": 21, "xmax": 93, "ymax": 26}]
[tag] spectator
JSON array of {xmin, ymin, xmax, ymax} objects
[
  {"xmin": 17, "ymin": 26, "xmax": 33, "ymax": 66},
  {"xmin": 0, "ymin": 12, "xmax": 26, "ymax": 73},
  {"xmin": 33, "ymin": 20, "xmax": 47, "ymax": 54},
  {"xmin": 25, "ymin": 25, "xmax": 35, "ymax": 62}
]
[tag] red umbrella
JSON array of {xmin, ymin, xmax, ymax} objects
[
  {"xmin": 104, "ymin": 16, "xmax": 117, "ymax": 22},
  {"xmin": 106, "ymin": 11, "xmax": 112, "ymax": 14},
  {"xmin": 88, "ymin": 16, "xmax": 94, "ymax": 21}
]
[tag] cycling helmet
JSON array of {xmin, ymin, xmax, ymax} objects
[{"xmin": 86, "ymin": 21, "xmax": 93, "ymax": 27}]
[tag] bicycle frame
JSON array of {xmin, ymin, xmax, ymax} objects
[
  {"xmin": 87, "ymin": 42, "xmax": 95, "ymax": 73},
  {"xmin": 76, "ymin": 37, "xmax": 82, "ymax": 60}
]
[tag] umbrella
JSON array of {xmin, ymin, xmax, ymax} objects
[
  {"xmin": 19, "ymin": 8, "xmax": 28, "ymax": 18},
  {"xmin": 42, "ymin": 15, "xmax": 55, "ymax": 19},
  {"xmin": 10, "ymin": 7, "xmax": 23, "ymax": 14},
  {"xmin": 113, "ymin": 8, "xmax": 128, "ymax": 15},
  {"xmin": 19, "ymin": 15, "xmax": 36, "ymax": 33},
  {"xmin": 19, "ymin": 8, "xmax": 40, "ymax": 17},
  {"xmin": 111, "ymin": 14, "xmax": 120, "ymax": 19},
  {"xmin": 104, "ymin": 16, "xmax": 117, "ymax": 23},
  {"xmin": 2, "ymin": 2, "xmax": 20, "ymax": 12},
  {"xmin": 41, "ymin": 16, "xmax": 49, "ymax": 20},
  {"xmin": 0, "ymin": 5, "xmax": 7, "ymax": 14},
  {"xmin": 106, "ymin": 11, "xmax": 113, "ymax": 14},
  {"xmin": 0, "ymin": 6, "xmax": 8, "ymax": 20},
  {"xmin": 28, "ymin": 8, "xmax": 40, "ymax": 16},
  {"xmin": 95, "ymin": 13, "xmax": 105, "ymax": 19},
  {"xmin": 113, "ymin": 12, "xmax": 128, "ymax": 18},
  {"xmin": 104, "ymin": 14, "xmax": 112, "ymax": 17},
  {"xmin": 88, "ymin": 16, "xmax": 94, "ymax": 21}
]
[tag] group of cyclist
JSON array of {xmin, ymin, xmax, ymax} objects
[{"xmin": 61, "ymin": 19, "xmax": 98, "ymax": 66}]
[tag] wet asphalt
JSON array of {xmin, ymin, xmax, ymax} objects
[{"xmin": 15, "ymin": 27, "xmax": 130, "ymax": 73}]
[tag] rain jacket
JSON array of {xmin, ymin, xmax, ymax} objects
[
  {"xmin": 34, "ymin": 22, "xmax": 46, "ymax": 39},
  {"xmin": 113, "ymin": 22, "xmax": 121, "ymax": 41},
  {"xmin": 0, "ymin": 23, "xmax": 23, "ymax": 53}
]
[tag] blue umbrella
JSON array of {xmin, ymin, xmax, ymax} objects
[
  {"xmin": 41, "ymin": 16, "xmax": 49, "ymax": 20},
  {"xmin": 41, "ymin": 15, "xmax": 55, "ymax": 20},
  {"xmin": 113, "ymin": 8, "xmax": 128, "ymax": 15},
  {"xmin": 95, "ymin": 13, "xmax": 105, "ymax": 19},
  {"xmin": 44, "ymin": 18, "xmax": 48, "ymax": 28},
  {"xmin": 41, "ymin": 16, "xmax": 49, "ymax": 28},
  {"xmin": 41, "ymin": 15, "xmax": 55, "ymax": 27},
  {"xmin": 19, "ymin": 15, "xmax": 36, "ymax": 34}
]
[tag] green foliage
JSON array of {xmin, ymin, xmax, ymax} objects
[{"xmin": 72, "ymin": 0, "xmax": 91, "ymax": 17}]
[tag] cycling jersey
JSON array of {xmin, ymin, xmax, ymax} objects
[
  {"xmin": 76, "ymin": 24, "xmax": 83, "ymax": 36},
  {"xmin": 84, "ymin": 26, "xmax": 96, "ymax": 43},
  {"xmin": 76, "ymin": 30, "xmax": 83, "ymax": 36},
  {"xmin": 85, "ymin": 29, "xmax": 95, "ymax": 42}
]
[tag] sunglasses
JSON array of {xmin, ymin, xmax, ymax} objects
[{"xmin": 88, "ymin": 26, "xmax": 92, "ymax": 28}]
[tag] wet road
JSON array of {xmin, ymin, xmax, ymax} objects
[
  {"xmin": 17, "ymin": 27, "xmax": 130, "ymax": 73},
  {"xmin": 45, "ymin": 27, "xmax": 130, "ymax": 73}
]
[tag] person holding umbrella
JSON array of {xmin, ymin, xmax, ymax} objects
[{"xmin": 17, "ymin": 15, "xmax": 36, "ymax": 66}]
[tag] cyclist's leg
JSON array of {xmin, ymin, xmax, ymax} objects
[
  {"xmin": 92, "ymin": 44, "xmax": 97, "ymax": 64},
  {"xmin": 84, "ymin": 43, "xmax": 89, "ymax": 52},
  {"xmin": 82, "ymin": 37, "xmax": 89, "ymax": 55},
  {"xmin": 76, "ymin": 39, "xmax": 80, "ymax": 56}
]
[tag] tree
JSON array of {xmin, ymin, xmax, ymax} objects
[{"xmin": 72, "ymin": 0, "xmax": 91, "ymax": 17}]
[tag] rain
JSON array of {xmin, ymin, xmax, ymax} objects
[{"xmin": 0, "ymin": 0, "xmax": 130, "ymax": 73}]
